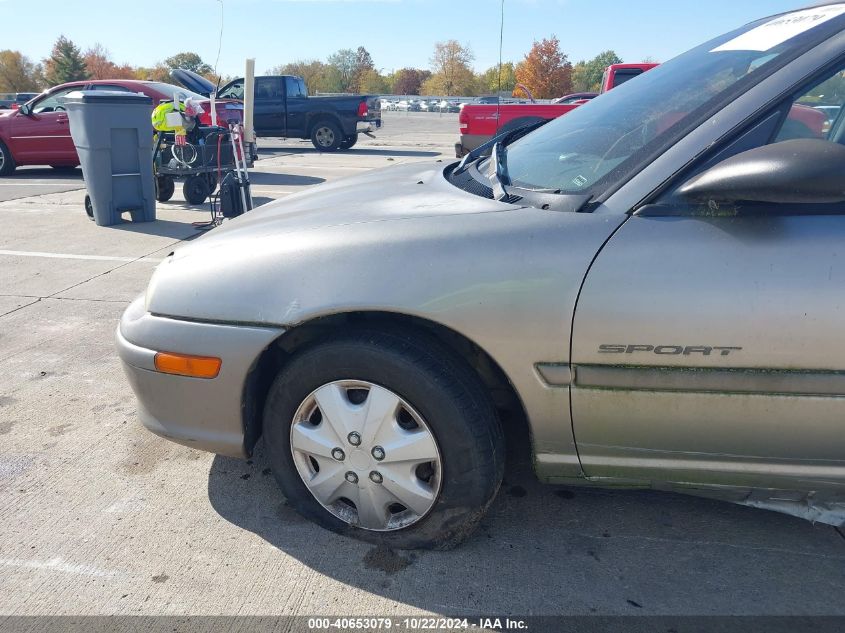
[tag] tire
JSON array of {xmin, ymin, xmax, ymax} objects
[
  {"xmin": 84, "ymin": 195, "xmax": 94, "ymax": 220},
  {"xmin": 155, "ymin": 176, "xmax": 175, "ymax": 202},
  {"xmin": 263, "ymin": 328, "xmax": 504, "ymax": 550},
  {"xmin": 339, "ymin": 134, "xmax": 358, "ymax": 150},
  {"xmin": 0, "ymin": 139, "xmax": 16, "ymax": 176},
  {"xmin": 310, "ymin": 119, "xmax": 343, "ymax": 152},
  {"xmin": 182, "ymin": 175, "xmax": 209, "ymax": 205}
]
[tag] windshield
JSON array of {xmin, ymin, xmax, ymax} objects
[{"xmin": 503, "ymin": 5, "xmax": 845, "ymax": 196}]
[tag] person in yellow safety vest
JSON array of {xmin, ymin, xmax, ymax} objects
[{"xmin": 151, "ymin": 100, "xmax": 188, "ymax": 133}]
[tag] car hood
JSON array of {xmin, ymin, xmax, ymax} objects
[
  {"xmin": 172, "ymin": 161, "xmax": 516, "ymax": 257},
  {"xmin": 171, "ymin": 68, "xmax": 215, "ymax": 97},
  {"xmin": 146, "ymin": 161, "xmax": 527, "ymax": 321}
]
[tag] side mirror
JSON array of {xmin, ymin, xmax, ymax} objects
[
  {"xmin": 18, "ymin": 104, "xmax": 31, "ymax": 116},
  {"xmin": 677, "ymin": 138, "xmax": 845, "ymax": 205}
]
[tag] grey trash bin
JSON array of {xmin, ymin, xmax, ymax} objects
[{"xmin": 64, "ymin": 91, "xmax": 155, "ymax": 226}]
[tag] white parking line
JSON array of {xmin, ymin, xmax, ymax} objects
[{"xmin": 0, "ymin": 249, "xmax": 161, "ymax": 263}]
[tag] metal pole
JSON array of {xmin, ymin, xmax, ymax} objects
[
  {"xmin": 229, "ymin": 125, "xmax": 249, "ymax": 214},
  {"xmin": 235, "ymin": 127, "xmax": 253, "ymax": 210},
  {"xmin": 243, "ymin": 59, "xmax": 256, "ymax": 146}
]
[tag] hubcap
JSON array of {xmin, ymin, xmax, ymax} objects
[
  {"xmin": 289, "ymin": 380, "xmax": 442, "ymax": 531},
  {"xmin": 315, "ymin": 126, "xmax": 335, "ymax": 147}
]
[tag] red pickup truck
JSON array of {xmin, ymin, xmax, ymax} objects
[{"xmin": 455, "ymin": 63, "xmax": 658, "ymax": 157}]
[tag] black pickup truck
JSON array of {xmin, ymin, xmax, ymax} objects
[{"xmin": 173, "ymin": 70, "xmax": 382, "ymax": 151}]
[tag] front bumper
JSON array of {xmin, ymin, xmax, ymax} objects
[
  {"xmin": 357, "ymin": 118, "xmax": 382, "ymax": 134},
  {"xmin": 116, "ymin": 296, "xmax": 284, "ymax": 457}
]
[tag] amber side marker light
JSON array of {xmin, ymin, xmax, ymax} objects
[{"xmin": 154, "ymin": 352, "xmax": 222, "ymax": 379}]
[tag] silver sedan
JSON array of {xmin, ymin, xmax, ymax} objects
[{"xmin": 119, "ymin": 4, "xmax": 845, "ymax": 548}]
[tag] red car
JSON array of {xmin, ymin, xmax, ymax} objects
[{"xmin": 0, "ymin": 79, "xmax": 244, "ymax": 176}]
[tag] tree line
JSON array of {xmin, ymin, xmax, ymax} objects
[{"xmin": 0, "ymin": 34, "xmax": 646, "ymax": 99}]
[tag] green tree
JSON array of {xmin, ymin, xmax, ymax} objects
[
  {"xmin": 163, "ymin": 52, "xmax": 212, "ymax": 76},
  {"xmin": 43, "ymin": 36, "xmax": 89, "ymax": 86},
  {"xmin": 571, "ymin": 50, "xmax": 623, "ymax": 92},
  {"xmin": 479, "ymin": 62, "xmax": 516, "ymax": 94},
  {"xmin": 326, "ymin": 48, "xmax": 357, "ymax": 92},
  {"xmin": 0, "ymin": 50, "xmax": 42, "ymax": 91}
]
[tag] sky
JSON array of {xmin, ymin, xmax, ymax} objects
[{"xmin": 2, "ymin": 0, "xmax": 806, "ymax": 77}]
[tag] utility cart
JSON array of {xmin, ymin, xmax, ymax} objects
[{"xmin": 153, "ymin": 125, "xmax": 251, "ymax": 205}]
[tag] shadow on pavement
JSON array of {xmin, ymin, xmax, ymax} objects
[
  {"xmin": 251, "ymin": 196, "xmax": 274, "ymax": 208},
  {"xmin": 206, "ymin": 417, "xmax": 845, "ymax": 615},
  {"xmin": 258, "ymin": 145, "xmax": 441, "ymax": 159},
  {"xmin": 5, "ymin": 166, "xmax": 83, "ymax": 180},
  {"xmin": 106, "ymin": 218, "xmax": 205, "ymax": 239},
  {"xmin": 249, "ymin": 172, "xmax": 325, "ymax": 186}
]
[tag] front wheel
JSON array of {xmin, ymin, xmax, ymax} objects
[
  {"xmin": 0, "ymin": 139, "xmax": 16, "ymax": 176},
  {"xmin": 310, "ymin": 120, "xmax": 343, "ymax": 152},
  {"xmin": 155, "ymin": 175, "xmax": 175, "ymax": 202},
  {"xmin": 263, "ymin": 329, "xmax": 504, "ymax": 549},
  {"xmin": 182, "ymin": 175, "xmax": 209, "ymax": 205}
]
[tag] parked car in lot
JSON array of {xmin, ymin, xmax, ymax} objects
[
  {"xmin": 174, "ymin": 70, "xmax": 382, "ymax": 151},
  {"xmin": 0, "ymin": 79, "xmax": 244, "ymax": 176},
  {"xmin": 119, "ymin": 4, "xmax": 845, "ymax": 548},
  {"xmin": 0, "ymin": 92, "xmax": 38, "ymax": 109},
  {"xmin": 553, "ymin": 91, "xmax": 598, "ymax": 105}
]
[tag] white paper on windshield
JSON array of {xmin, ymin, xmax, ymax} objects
[{"xmin": 712, "ymin": 4, "xmax": 845, "ymax": 52}]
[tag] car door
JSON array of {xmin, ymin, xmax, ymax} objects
[
  {"xmin": 283, "ymin": 77, "xmax": 308, "ymax": 138},
  {"xmin": 253, "ymin": 77, "xmax": 285, "ymax": 136},
  {"xmin": 11, "ymin": 86, "xmax": 79, "ymax": 163},
  {"xmin": 570, "ymin": 67, "xmax": 845, "ymax": 491}
]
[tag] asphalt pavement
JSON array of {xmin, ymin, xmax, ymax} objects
[{"xmin": 1, "ymin": 112, "xmax": 844, "ymax": 621}]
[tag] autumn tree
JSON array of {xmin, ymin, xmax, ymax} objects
[
  {"xmin": 571, "ymin": 50, "xmax": 622, "ymax": 92},
  {"xmin": 43, "ymin": 36, "xmax": 89, "ymax": 86},
  {"xmin": 134, "ymin": 65, "xmax": 171, "ymax": 82},
  {"xmin": 357, "ymin": 69, "xmax": 388, "ymax": 94},
  {"xmin": 83, "ymin": 44, "xmax": 135, "ymax": 80},
  {"xmin": 352, "ymin": 46, "xmax": 375, "ymax": 92},
  {"xmin": 391, "ymin": 68, "xmax": 428, "ymax": 95},
  {"xmin": 270, "ymin": 60, "xmax": 322, "ymax": 93},
  {"xmin": 514, "ymin": 36, "xmax": 572, "ymax": 99},
  {"xmin": 425, "ymin": 40, "xmax": 477, "ymax": 96},
  {"xmin": 269, "ymin": 60, "xmax": 345, "ymax": 94},
  {"xmin": 0, "ymin": 50, "xmax": 42, "ymax": 91}
]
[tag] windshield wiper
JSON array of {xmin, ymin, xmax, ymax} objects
[
  {"xmin": 490, "ymin": 140, "xmax": 511, "ymax": 200},
  {"xmin": 453, "ymin": 119, "xmax": 549, "ymax": 176}
]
